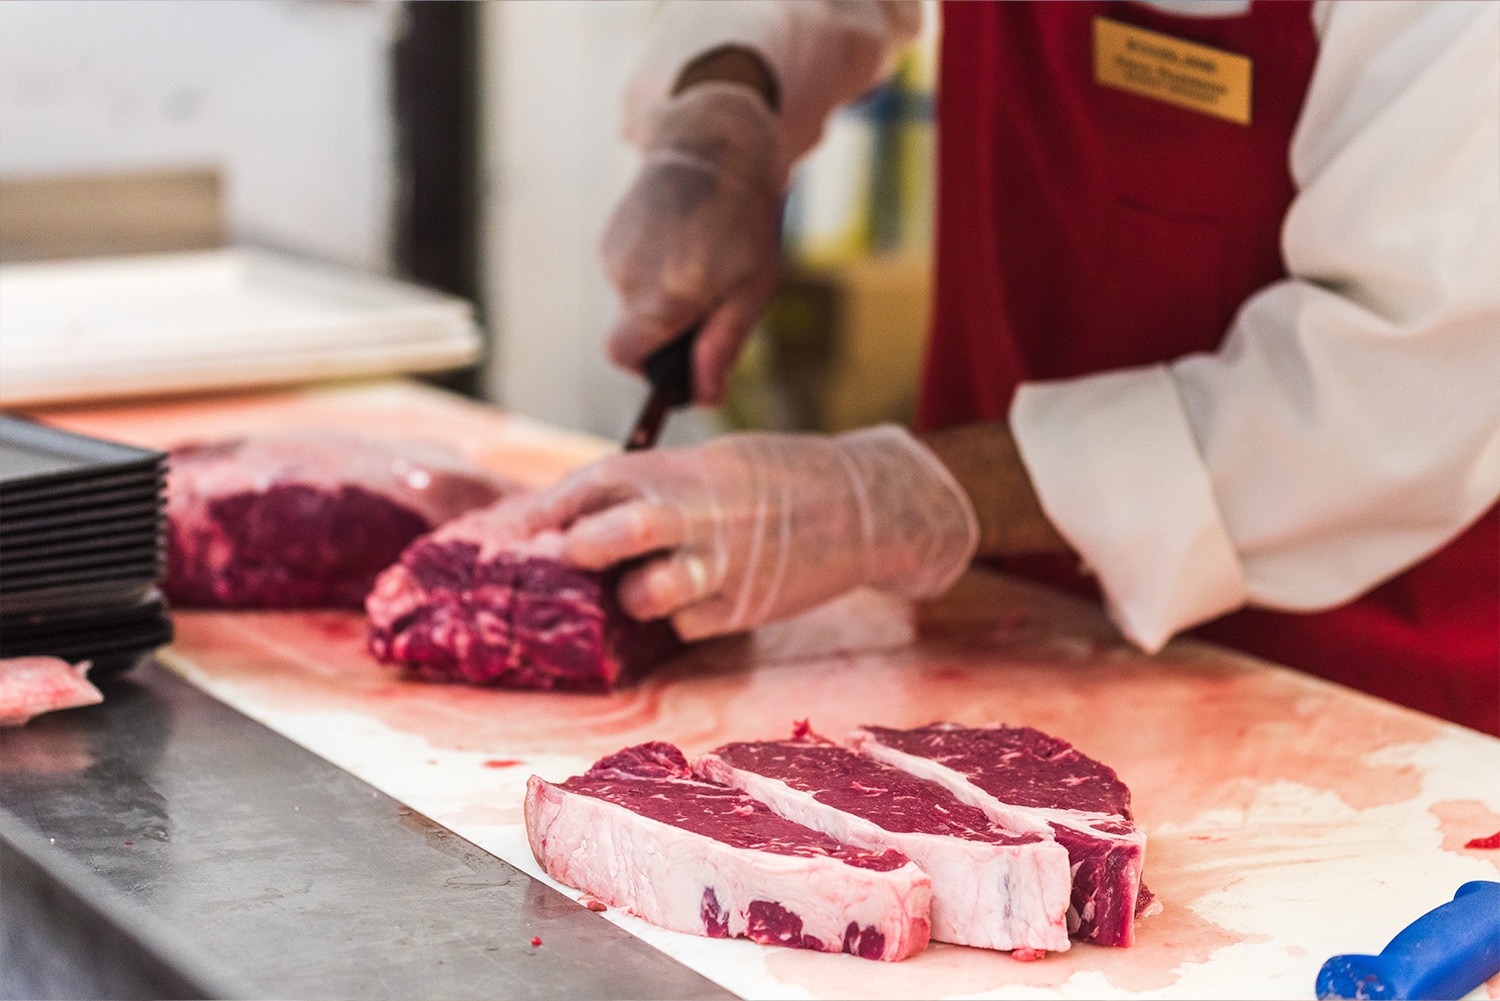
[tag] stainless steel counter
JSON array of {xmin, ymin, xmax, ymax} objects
[{"xmin": 0, "ymin": 660, "xmax": 734, "ymax": 1000}]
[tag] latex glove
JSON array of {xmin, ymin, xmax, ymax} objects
[
  {"xmin": 601, "ymin": 82, "xmax": 787, "ymax": 404},
  {"xmin": 523, "ymin": 426, "xmax": 979, "ymax": 641}
]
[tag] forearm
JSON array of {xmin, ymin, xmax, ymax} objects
[
  {"xmin": 920, "ymin": 422, "xmax": 1071, "ymax": 558},
  {"xmin": 626, "ymin": 1, "xmax": 921, "ymax": 162}
]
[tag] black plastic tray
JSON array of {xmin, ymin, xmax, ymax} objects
[
  {"xmin": 1, "ymin": 499, "xmax": 164, "ymax": 539},
  {"xmin": 1, "ymin": 614, "xmax": 173, "ymax": 659},
  {"xmin": 0, "ymin": 524, "xmax": 162, "ymax": 560},
  {"xmin": 1, "ymin": 483, "xmax": 166, "ymax": 520},
  {"xmin": 0, "ymin": 618, "xmax": 174, "ymax": 678},
  {"xmin": 1, "ymin": 559, "xmax": 162, "ymax": 591},
  {"xmin": 1, "ymin": 588, "xmax": 167, "ymax": 636},
  {"xmin": 0, "ymin": 576, "xmax": 159, "ymax": 615},
  {"xmin": 0, "ymin": 543, "xmax": 164, "ymax": 579},
  {"xmin": 0, "ymin": 416, "xmax": 165, "ymax": 495},
  {"xmin": 3, "ymin": 469, "xmax": 165, "ymax": 509}
]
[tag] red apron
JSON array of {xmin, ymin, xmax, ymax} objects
[{"xmin": 918, "ymin": 0, "xmax": 1500, "ymax": 734}]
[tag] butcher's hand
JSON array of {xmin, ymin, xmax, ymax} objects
[
  {"xmin": 528, "ymin": 427, "xmax": 980, "ymax": 641},
  {"xmin": 602, "ymin": 81, "xmax": 786, "ymax": 405}
]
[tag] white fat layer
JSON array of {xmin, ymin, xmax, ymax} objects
[
  {"xmin": 524, "ymin": 775, "xmax": 933, "ymax": 961},
  {"xmin": 849, "ymin": 733, "xmax": 1144, "ymax": 843},
  {"xmin": 696, "ymin": 754, "xmax": 1072, "ymax": 952}
]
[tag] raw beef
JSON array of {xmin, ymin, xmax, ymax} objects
[
  {"xmin": 850, "ymin": 723, "xmax": 1153, "ymax": 947},
  {"xmin": 524, "ymin": 742, "xmax": 932, "ymax": 960},
  {"xmin": 366, "ymin": 504, "xmax": 681, "ymax": 691},
  {"xmin": 166, "ymin": 431, "xmax": 508, "ymax": 609},
  {"xmin": 695, "ymin": 728, "xmax": 1072, "ymax": 952},
  {"xmin": 0, "ymin": 657, "xmax": 102, "ymax": 726}
]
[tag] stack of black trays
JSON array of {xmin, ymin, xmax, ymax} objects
[{"xmin": 0, "ymin": 416, "xmax": 172, "ymax": 677}]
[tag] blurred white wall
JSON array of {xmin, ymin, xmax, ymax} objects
[
  {"xmin": 482, "ymin": 0, "xmax": 695, "ymax": 441},
  {"xmin": 0, "ymin": 0, "xmax": 402, "ymax": 270}
]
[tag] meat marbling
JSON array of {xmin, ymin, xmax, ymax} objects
[
  {"xmin": 524, "ymin": 742, "xmax": 932, "ymax": 960},
  {"xmin": 694, "ymin": 728, "xmax": 1073, "ymax": 952},
  {"xmin": 166, "ymin": 431, "xmax": 507, "ymax": 608},
  {"xmin": 366, "ymin": 504, "xmax": 681, "ymax": 691},
  {"xmin": 850, "ymin": 723, "xmax": 1155, "ymax": 947}
]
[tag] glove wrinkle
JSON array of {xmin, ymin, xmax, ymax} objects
[{"xmin": 519, "ymin": 426, "xmax": 979, "ymax": 638}]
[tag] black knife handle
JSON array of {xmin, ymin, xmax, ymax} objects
[{"xmin": 643, "ymin": 325, "xmax": 700, "ymax": 409}]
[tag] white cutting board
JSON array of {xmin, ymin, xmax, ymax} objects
[
  {"xmin": 0, "ymin": 250, "xmax": 480, "ymax": 406},
  {"xmin": 40, "ymin": 382, "xmax": 1500, "ymax": 1001}
]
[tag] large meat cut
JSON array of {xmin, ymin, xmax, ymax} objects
[
  {"xmin": 366, "ymin": 505, "xmax": 682, "ymax": 691},
  {"xmin": 695, "ymin": 728, "xmax": 1073, "ymax": 952},
  {"xmin": 166, "ymin": 431, "xmax": 508, "ymax": 608},
  {"xmin": 0, "ymin": 657, "xmax": 102, "ymax": 726},
  {"xmin": 850, "ymin": 723, "xmax": 1154, "ymax": 947},
  {"xmin": 524, "ymin": 742, "xmax": 932, "ymax": 960}
]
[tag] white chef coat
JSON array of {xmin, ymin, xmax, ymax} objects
[{"xmin": 626, "ymin": 0, "xmax": 1500, "ymax": 652}]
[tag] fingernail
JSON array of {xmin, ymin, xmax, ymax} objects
[{"xmin": 681, "ymin": 554, "xmax": 710, "ymax": 600}]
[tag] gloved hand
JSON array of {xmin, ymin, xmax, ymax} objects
[
  {"xmin": 518, "ymin": 426, "xmax": 980, "ymax": 641},
  {"xmin": 601, "ymin": 81, "xmax": 787, "ymax": 405}
]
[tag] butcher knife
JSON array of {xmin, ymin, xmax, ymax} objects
[
  {"xmin": 624, "ymin": 325, "xmax": 700, "ymax": 452},
  {"xmin": 1315, "ymin": 880, "xmax": 1500, "ymax": 999}
]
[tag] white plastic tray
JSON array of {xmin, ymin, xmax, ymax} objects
[{"xmin": 0, "ymin": 249, "xmax": 481, "ymax": 406}]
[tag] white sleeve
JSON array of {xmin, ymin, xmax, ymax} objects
[
  {"xmin": 1010, "ymin": 0, "xmax": 1500, "ymax": 651},
  {"xmin": 623, "ymin": 0, "xmax": 922, "ymax": 163}
]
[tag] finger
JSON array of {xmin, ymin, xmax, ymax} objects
[
  {"xmin": 433, "ymin": 490, "xmax": 551, "ymax": 546},
  {"xmin": 563, "ymin": 500, "xmax": 687, "ymax": 569},
  {"xmin": 670, "ymin": 593, "xmax": 742, "ymax": 641},
  {"xmin": 693, "ymin": 280, "xmax": 777, "ymax": 405},
  {"xmin": 607, "ymin": 311, "xmax": 680, "ymax": 374},
  {"xmin": 617, "ymin": 552, "xmax": 714, "ymax": 621},
  {"xmin": 529, "ymin": 464, "xmax": 640, "ymax": 531}
]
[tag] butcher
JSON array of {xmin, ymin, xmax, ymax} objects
[{"xmin": 499, "ymin": 1, "xmax": 1500, "ymax": 734}]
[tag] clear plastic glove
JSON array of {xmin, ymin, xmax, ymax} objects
[
  {"xmin": 601, "ymin": 82, "xmax": 787, "ymax": 404},
  {"xmin": 517, "ymin": 426, "xmax": 980, "ymax": 641}
]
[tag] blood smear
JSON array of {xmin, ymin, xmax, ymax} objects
[
  {"xmin": 483, "ymin": 759, "xmax": 522, "ymax": 769},
  {"xmin": 1011, "ymin": 949, "xmax": 1047, "ymax": 962},
  {"xmin": 1465, "ymin": 830, "xmax": 1500, "ymax": 849}
]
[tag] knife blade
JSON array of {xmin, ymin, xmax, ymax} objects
[{"xmin": 624, "ymin": 325, "xmax": 700, "ymax": 451}]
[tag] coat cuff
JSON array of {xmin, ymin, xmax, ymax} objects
[{"xmin": 1010, "ymin": 366, "xmax": 1248, "ymax": 651}]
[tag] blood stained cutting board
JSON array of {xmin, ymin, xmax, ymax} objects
[{"xmin": 37, "ymin": 380, "xmax": 1500, "ymax": 1000}]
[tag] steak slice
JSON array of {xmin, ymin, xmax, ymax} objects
[
  {"xmin": 366, "ymin": 505, "xmax": 682, "ymax": 691},
  {"xmin": 695, "ymin": 729, "xmax": 1072, "ymax": 952},
  {"xmin": 166, "ymin": 431, "xmax": 507, "ymax": 609},
  {"xmin": 850, "ymin": 723, "xmax": 1152, "ymax": 947},
  {"xmin": 524, "ymin": 742, "xmax": 932, "ymax": 961}
]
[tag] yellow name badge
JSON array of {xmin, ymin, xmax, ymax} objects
[{"xmin": 1093, "ymin": 16, "xmax": 1252, "ymax": 125}]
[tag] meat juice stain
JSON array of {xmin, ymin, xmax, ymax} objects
[
  {"xmin": 483, "ymin": 759, "xmax": 522, "ymax": 769},
  {"xmin": 1431, "ymin": 800, "xmax": 1500, "ymax": 874},
  {"xmin": 169, "ymin": 574, "xmax": 1455, "ymax": 997}
]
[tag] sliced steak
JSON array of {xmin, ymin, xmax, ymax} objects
[
  {"xmin": 524, "ymin": 742, "xmax": 932, "ymax": 961},
  {"xmin": 366, "ymin": 505, "xmax": 681, "ymax": 691},
  {"xmin": 166, "ymin": 431, "xmax": 507, "ymax": 609},
  {"xmin": 850, "ymin": 723, "xmax": 1151, "ymax": 947},
  {"xmin": 695, "ymin": 730, "xmax": 1072, "ymax": 952}
]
